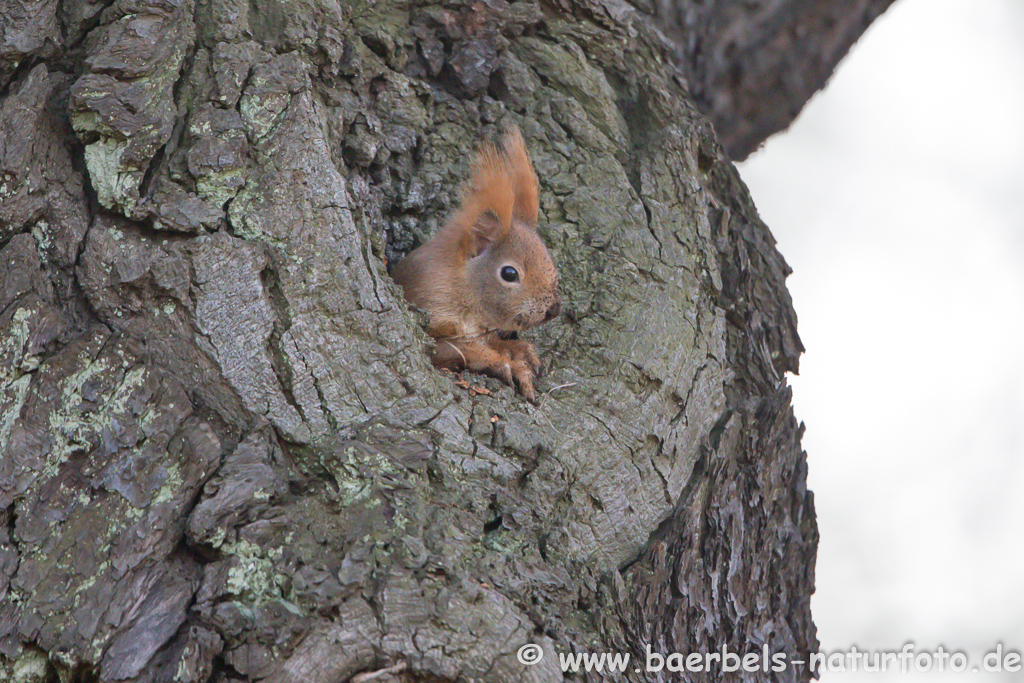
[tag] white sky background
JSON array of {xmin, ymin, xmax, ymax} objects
[{"xmin": 738, "ymin": 0, "xmax": 1024, "ymax": 679}]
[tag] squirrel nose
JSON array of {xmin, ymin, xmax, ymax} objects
[{"xmin": 544, "ymin": 301, "xmax": 561, "ymax": 322}]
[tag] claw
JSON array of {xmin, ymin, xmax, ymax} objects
[{"xmin": 432, "ymin": 336, "xmax": 544, "ymax": 402}]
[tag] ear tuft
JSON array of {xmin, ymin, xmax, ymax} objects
[
  {"xmin": 445, "ymin": 124, "xmax": 538, "ymax": 260},
  {"xmin": 450, "ymin": 141, "xmax": 514, "ymax": 256},
  {"xmin": 502, "ymin": 126, "xmax": 539, "ymax": 224}
]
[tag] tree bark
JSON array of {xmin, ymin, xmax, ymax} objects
[
  {"xmin": 655, "ymin": 0, "xmax": 897, "ymax": 159},
  {"xmin": 1, "ymin": 1, "xmax": 881, "ymax": 681}
]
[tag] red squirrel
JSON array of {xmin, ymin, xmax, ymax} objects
[{"xmin": 392, "ymin": 126, "xmax": 560, "ymax": 402}]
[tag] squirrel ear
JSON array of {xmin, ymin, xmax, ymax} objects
[
  {"xmin": 469, "ymin": 210, "xmax": 502, "ymax": 257},
  {"xmin": 451, "ymin": 140, "xmax": 514, "ymax": 259},
  {"xmin": 503, "ymin": 126, "xmax": 539, "ymax": 225}
]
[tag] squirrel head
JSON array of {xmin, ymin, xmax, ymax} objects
[{"xmin": 454, "ymin": 127, "xmax": 561, "ymax": 333}]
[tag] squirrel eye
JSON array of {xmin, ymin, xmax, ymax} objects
[{"xmin": 500, "ymin": 265, "xmax": 520, "ymax": 283}]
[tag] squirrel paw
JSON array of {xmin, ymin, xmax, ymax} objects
[
  {"xmin": 433, "ymin": 336, "xmax": 543, "ymax": 403},
  {"xmin": 492, "ymin": 337, "xmax": 542, "ymax": 403}
]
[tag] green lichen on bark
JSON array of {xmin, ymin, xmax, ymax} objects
[{"xmin": 68, "ymin": 1, "xmax": 197, "ymax": 216}]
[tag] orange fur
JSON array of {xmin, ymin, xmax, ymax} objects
[
  {"xmin": 450, "ymin": 142, "xmax": 515, "ymax": 257},
  {"xmin": 503, "ymin": 127, "xmax": 539, "ymax": 224},
  {"xmin": 391, "ymin": 124, "xmax": 560, "ymax": 402},
  {"xmin": 446, "ymin": 126, "xmax": 541, "ymax": 258}
]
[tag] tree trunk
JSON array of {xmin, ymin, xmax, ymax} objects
[{"xmin": 0, "ymin": 1, "xmax": 885, "ymax": 681}]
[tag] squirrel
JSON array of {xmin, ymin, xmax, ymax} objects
[{"xmin": 392, "ymin": 125, "xmax": 561, "ymax": 403}]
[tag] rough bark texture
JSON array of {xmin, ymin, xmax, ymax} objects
[
  {"xmin": 1, "ymin": 1, "xmax": 881, "ymax": 682},
  {"xmin": 654, "ymin": 0, "xmax": 897, "ymax": 159}
]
